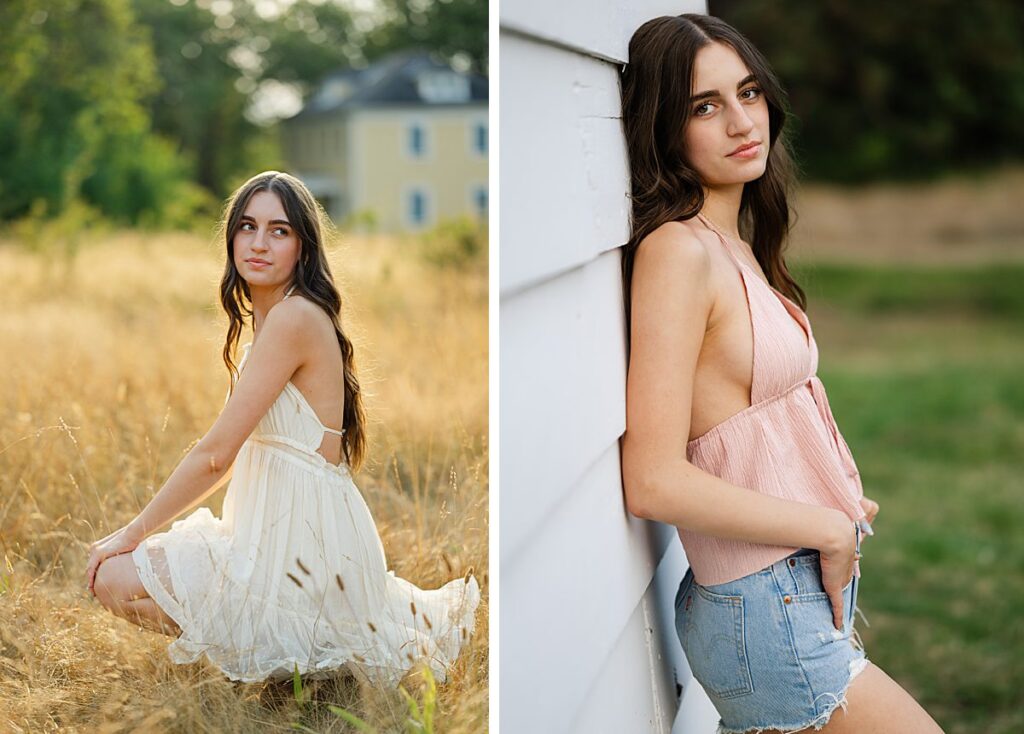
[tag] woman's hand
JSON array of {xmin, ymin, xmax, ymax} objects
[
  {"xmin": 859, "ymin": 495, "xmax": 880, "ymax": 527},
  {"xmin": 818, "ymin": 512, "xmax": 858, "ymax": 630},
  {"xmin": 85, "ymin": 523, "xmax": 144, "ymax": 597}
]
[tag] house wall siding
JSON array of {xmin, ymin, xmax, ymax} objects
[{"xmin": 500, "ymin": 3, "xmax": 719, "ymax": 732}]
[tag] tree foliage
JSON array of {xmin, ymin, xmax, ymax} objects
[
  {"xmin": 0, "ymin": 0, "xmax": 195, "ymax": 224},
  {"xmin": 0, "ymin": 0, "xmax": 487, "ymax": 227},
  {"xmin": 709, "ymin": 0, "xmax": 1024, "ymax": 181}
]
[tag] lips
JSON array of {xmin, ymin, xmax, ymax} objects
[
  {"xmin": 246, "ymin": 258, "xmax": 270, "ymax": 265},
  {"xmin": 728, "ymin": 141, "xmax": 761, "ymax": 156}
]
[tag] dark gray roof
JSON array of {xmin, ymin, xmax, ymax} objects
[{"xmin": 287, "ymin": 49, "xmax": 487, "ymax": 120}]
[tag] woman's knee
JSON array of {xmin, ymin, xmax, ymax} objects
[
  {"xmin": 93, "ymin": 553, "xmax": 145, "ymax": 613},
  {"xmin": 93, "ymin": 557, "xmax": 124, "ymax": 612}
]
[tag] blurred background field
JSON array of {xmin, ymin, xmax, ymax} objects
[
  {"xmin": 781, "ymin": 167, "xmax": 1024, "ymax": 734},
  {"xmin": 701, "ymin": 2, "xmax": 1024, "ymax": 730},
  {"xmin": 0, "ymin": 226, "xmax": 488, "ymax": 733}
]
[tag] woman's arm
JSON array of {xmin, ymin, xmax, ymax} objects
[
  {"xmin": 620, "ymin": 223, "xmax": 853, "ymax": 556},
  {"xmin": 125, "ymin": 298, "xmax": 314, "ymax": 541}
]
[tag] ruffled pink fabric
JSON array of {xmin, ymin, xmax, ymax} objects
[{"xmin": 680, "ymin": 214, "xmax": 866, "ymax": 586}]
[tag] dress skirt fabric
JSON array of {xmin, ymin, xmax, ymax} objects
[{"xmin": 132, "ymin": 342, "xmax": 480, "ymax": 686}]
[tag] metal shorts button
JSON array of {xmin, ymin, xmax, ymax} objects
[{"xmin": 783, "ymin": 594, "xmax": 792, "ymax": 604}]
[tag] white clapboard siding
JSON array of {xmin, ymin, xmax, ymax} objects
[
  {"xmin": 500, "ymin": 2, "xmax": 719, "ymax": 733},
  {"xmin": 499, "ymin": 251, "xmax": 627, "ymax": 560},
  {"xmin": 499, "ymin": 34, "xmax": 629, "ymax": 293},
  {"xmin": 502, "ymin": 1, "xmax": 692, "ymax": 64}
]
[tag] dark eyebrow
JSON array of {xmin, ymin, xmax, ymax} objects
[
  {"xmin": 689, "ymin": 73, "xmax": 758, "ymax": 105},
  {"xmin": 240, "ymin": 214, "xmax": 291, "ymax": 227}
]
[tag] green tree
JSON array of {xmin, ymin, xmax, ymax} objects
[
  {"xmin": 363, "ymin": 0, "xmax": 488, "ymax": 73},
  {"xmin": 709, "ymin": 0, "xmax": 1024, "ymax": 181},
  {"xmin": 0, "ymin": 0, "xmax": 188, "ymax": 223}
]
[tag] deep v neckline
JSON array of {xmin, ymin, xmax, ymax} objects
[{"xmin": 695, "ymin": 212, "xmax": 813, "ymax": 351}]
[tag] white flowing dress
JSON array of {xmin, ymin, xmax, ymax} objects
[{"xmin": 131, "ymin": 330, "xmax": 481, "ymax": 686}]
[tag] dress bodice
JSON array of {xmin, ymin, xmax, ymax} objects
[{"xmin": 231, "ymin": 332, "xmax": 349, "ymax": 479}]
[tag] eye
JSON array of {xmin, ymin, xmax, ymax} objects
[
  {"xmin": 694, "ymin": 87, "xmax": 762, "ymax": 117},
  {"xmin": 273, "ymin": 227, "xmax": 289, "ymax": 236},
  {"xmin": 240, "ymin": 222, "xmax": 254, "ymax": 231}
]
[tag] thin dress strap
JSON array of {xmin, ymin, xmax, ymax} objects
[
  {"xmin": 695, "ymin": 212, "xmax": 749, "ymax": 272},
  {"xmin": 283, "ymin": 283, "xmax": 297, "ymax": 299}
]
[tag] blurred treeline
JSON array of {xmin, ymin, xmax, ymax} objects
[
  {"xmin": 0, "ymin": 0, "xmax": 486, "ymax": 230},
  {"xmin": 708, "ymin": 0, "xmax": 1024, "ymax": 182}
]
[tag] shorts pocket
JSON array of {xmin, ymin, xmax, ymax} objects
[
  {"xmin": 788, "ymin": 556, "xmax": 854, "ymax": 602},
  {"xmin": 786, "ymin": 575, "xmax": 856, "ymax": 656},
  {"xmin": 678, "ymin": 583, "xmax": 754, "ymax": 699},
  {"xmin": 789, "ymin": 574, "xmax": 854, "ymax": 603}
]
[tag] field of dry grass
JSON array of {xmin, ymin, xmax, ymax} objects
[
  {"xmin": 0, "ymin": 228, "xmax": 488, "ymax": 732},
  {"xmin": 789, "ymin": 165, "xmax": 1024, "ymax": 265}
]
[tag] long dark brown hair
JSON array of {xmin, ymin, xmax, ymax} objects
[
  {"xmin": 216, "ymin": 170, "xmax": 367, "ymax": 471},
  {"xmin": 620, "ymin": 13, "xmax": 804, "ymax": 328}
]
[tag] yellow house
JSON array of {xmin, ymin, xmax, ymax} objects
[{"xmin": 281, "ymin": 49, "xmax": 488, "ymax": 233}]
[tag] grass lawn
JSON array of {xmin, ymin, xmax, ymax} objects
[{"xmin": 797, "ymin": 262, "xmax": 1024, "ymax": 734}]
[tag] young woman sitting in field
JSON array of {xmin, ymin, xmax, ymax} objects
[{"xmin": 84, "ymin": 171, "xmax": 480, "ymax": 686}]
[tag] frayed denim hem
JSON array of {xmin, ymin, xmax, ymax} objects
[
  {"xmin": 714, "ymin": 655, "xmax": 870, "ymax": 734},
  {"xmin": 714, "ymin": 605, "xmax": 873, "ymax": 734}
]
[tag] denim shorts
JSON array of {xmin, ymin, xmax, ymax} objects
[{"xmin": 674, "ymin": 522, "xmax": 869, "ymax": 734}]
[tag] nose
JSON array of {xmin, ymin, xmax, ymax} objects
[
  {"xmin": 251, "ymin": 229, "xmax": 270, "ymax": 251},
  {"xmin": 726, "ymin": 100, "xmax": 756, "ymax": 137}
]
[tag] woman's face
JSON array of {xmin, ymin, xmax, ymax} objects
[
  {"xmin": 233, "ymin": 190, "xmax": 301, "ymax": 289},
  {"xmin": 682, "ymin": 41, "xmax": 770, "ymax": 188}
]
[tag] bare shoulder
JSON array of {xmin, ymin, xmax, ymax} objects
[
  {"xmin": 632, "ymin": 220, "xmax": 715, "ymax": 304},
  {"xmin": 265, "ymin": 293, "xmax": 317, "ymax": 335},
  {"xmin": 266, "ymin": 293, "xmax": 339, "ymax": 363},
  {"xmin": 635, "ymin": 219, "xmax": 713, "ymax": 273}
]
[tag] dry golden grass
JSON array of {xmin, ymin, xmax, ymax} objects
[
  {"xmin": 0, "ymin": 228, "xmax": 488, "ymax": 732},
  {"xmin": 789, "ymin": 164, "xmax": 1024, "ymax": 265}
]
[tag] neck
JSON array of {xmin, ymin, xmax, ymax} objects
[{"xmin": 699, "ymin": 184, "xmax": 744, "ymax": 240}]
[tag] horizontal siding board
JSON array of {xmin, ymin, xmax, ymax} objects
[
  {"xmin": 501, "ymin": 4, "xmax": 713, "ymax": 731},
  {"xmin": 499, "ymin": 249, "xmax": 627, "ymax": 561},
  {"xmin": 570, "ymin": 595, "xmax": 667, "ymax": 733},
  {"xmin": 650, "ymin": 535, "xmax": 721, "ymax": 731},
  {"xmin": 675, "ymin": 672, "xmax": 722, "ymax": 733},
  {"xmin": 569, "ymin": 536, "xmax": 712, "ymax": 732},
  {"xmin": 652, "ymin": 539, "xmax": 719, "ymax": 729},
  {"xmin": 499, "ymin": 33, "xmax": 630, "ymax": 293},
  {"xmin": 500, "ymin": 1, "xmax": 705, "ymax": 63},
  {"xmin": 500, "ymin": 444, "xmax": 678, "ymax": 733}
]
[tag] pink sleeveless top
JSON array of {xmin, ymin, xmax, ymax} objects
[{"xmin": 680, "ymin": 212, "xmax": 866, "ymax": 585}]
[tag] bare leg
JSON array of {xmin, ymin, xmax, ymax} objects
[
  {"xmin": 123, "ymin": 597, "xmax": 181, "ymax": 637},
  {"xmin": 93, "ymin": 552, "xmax": 181, "ymax": 637},
  {"xmin": 751, "ymin": 661, "xmax": 945, "ymax": 734}
]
